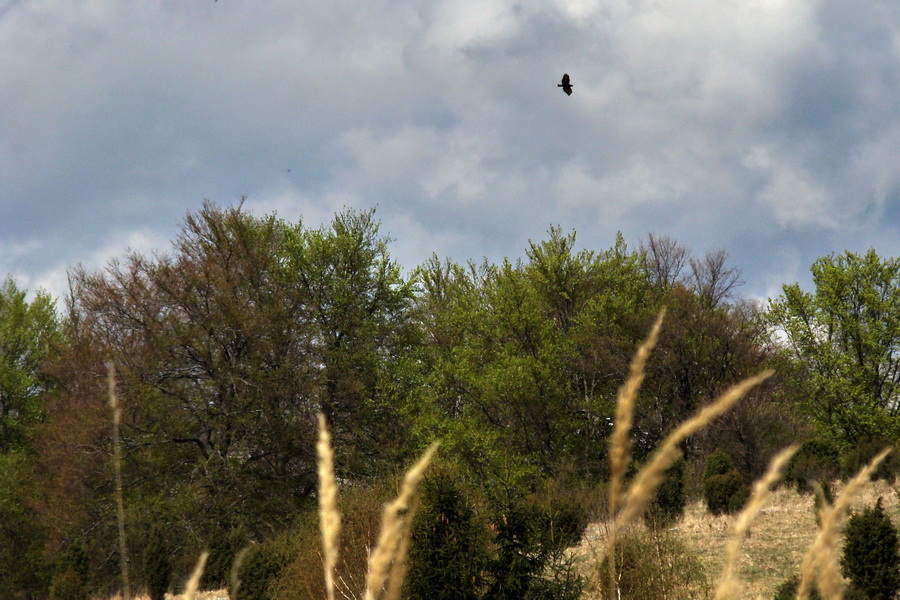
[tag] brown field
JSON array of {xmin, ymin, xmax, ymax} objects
[{"xmin": 572, "ymin": 477, "xmax": 899, "ymax": 599}]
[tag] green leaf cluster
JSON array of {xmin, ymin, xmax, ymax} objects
[{"xmin": 768, "ymin": 250, "xmax": 900, "ymax": 445}]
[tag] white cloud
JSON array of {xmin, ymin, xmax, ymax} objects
[{"xmin": 1, "ymin": 0, "xmax": 899, "ymax": 305}]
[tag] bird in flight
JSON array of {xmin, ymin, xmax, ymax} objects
[{"xmin": 558, "ymin": 73, "xmax": 573, "ymax": 96}]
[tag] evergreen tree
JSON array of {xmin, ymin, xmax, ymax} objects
[
  {"xmin": 144, "ymin": 525, "xmax": 172, "ymax": 600},
  {"xmin": 841, "ymin": 499, "xmax": 900, "ymax": 600}
]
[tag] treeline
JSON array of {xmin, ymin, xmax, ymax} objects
[{"xmin": 1, "ymin": 202, "xmax": 898, "ymax": 599}]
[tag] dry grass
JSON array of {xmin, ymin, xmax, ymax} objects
[
  {"xmin": 363, "ymin": 442, "xmax": 439, "ymax": 600},
  {"xmin": 713, "ymin": 445, "xmax": 799, "ymax": 600},
  {"xmin": 680, "ymin": 478, "xmax": 900, "ymax": 599},
  {"xmin": 317, "ymin": 414, "xmax": 341, "ymax": 600},
  {"xmin": 108, "ymin": 363, "xmax": 130, "ymax": 600},
  {"xmin": 574, "ymin": 319, "xmax": 895, "ymax": 600},
  {"xmin": 607, "ymin": 310, "xmax": 665, "ymax": 594},
  {"xmin": 797, "ymin": 448, "xmax": 892, "ymax": 600},
  {"xmin": 104, "ymin": 591, "xmax": 229, "ymax": 600},
  {"xmin": 571, "ymin": 478, "xmax": 900, "ymax": 600},
  {"xmin": 180, "ymin": 552, "xmax": 209, "ymax": 600}
]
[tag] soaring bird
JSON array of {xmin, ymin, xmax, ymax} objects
[{"xmin": 558, "ymin": 73, "xmax": 573, "ymax": 96}]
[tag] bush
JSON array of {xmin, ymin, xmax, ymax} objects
[
  {"xmin": 599, "ymin": 527, "xmax": 710, "ymax": 600},
  {"xmin": 784, "ymin": 439, "xmax": 840, "ymax": 493},
  {"xmin": 406, "ymin": 468, "xmax": 487, "ymax": 600},
  {"xmin": 483, "ymin": 501, "xmax": 582, "ymax": 600},
  {"xmin": 841, "ymin": 498, "xmax": 900, "ymax": 600},
  {"xmin": 841, "ymin": 439, "xmax": 900, "ymax": 482},
  {"xmin": 49, "ymin": 568, "xmax": 87, "ymax": 600},
  {"xmin": 703, "ymin": 469, "xmax": 749, "ymax": 516},
  {"xmin": 144, "ymin": 525, "xmax": 172, "ymax": 600},
  {"xmin": 647, "ymin": 459, "xmax": 686, "ymax": 526},
  {"xmin": 50, "ymin": 542, "xmax": 90, "ymax": 600},
  {"xmin": 271, "ymin": 481, "xmax": 389, "ymax": 600},
  {"xmin": 57, "ymin": 542, "xmax": 89, "ymax": 588},
  {"xmin": 773, "ymin": 574, "xmax": 821, "ymax": 600},
  {"xmin": 203, "ymin": 526, "xmax": 249, "ymax": 590},
  {"xmin": 704, "ymin": 449, "xmax": 734, "ymax": 479},
  {"xmin": 236, "ymin": 539, "xmax": 287, "ymax": 600}
]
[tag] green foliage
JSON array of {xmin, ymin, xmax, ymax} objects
[
  {"xmin": 773, "ymin": 574, "xmax": 821, "ymax": 600},
  {"xmin": 483, "ymin": 500, "xmax": 583, "ymax": 600},
  {"xmin": 406, "ymin": 468, "xmax": 487, "ymax": 600},
  {"xmin": 49, "ymin": 568, "xmax": 87, "ymax": 600},
  {"xmin": 144, "ymin": 525, "xmax": 172, "ymax": 600},
  {"xmin": 203, "ymin": 526, "xmax": 249, "ymax": 590},
  {"xmin": 768, "ymin": 249, "xmax": 900, "ymax": 445},
  {"xmin": 0, "ymin": 277, "xmax": 59, "ymax": 599},
  {"xmin": 0, "ymin": 278, "xmax": 59, "ymax": 453},
  {"xmin": 403, "ymin": 466, "xmax": 586, "ymax": 600},
  {"xmin": 235, "ymin": 540, "xmax": 287, "ymax": 600},
  {"xmin": 785, "ymin": 439, "xmax": 840, "ymax": 493},
  {"xmin": 647, "ymin": 459, "xmax": 686, "ymax": 526},
  {"xmin": 283, "ymin": 207, "xmax": 417, "ymax": 472},
  {"xmin": 703, "ymin": 450, "xmax": 748, "ymax": 515},
  {"xmin": 27, "ymin": 207, "xmax": 819, "ymax": 596},
  {"xmin": 58, "ymin": 541, "xmax": 89, "ymax": 588},
  {"xmin": 704, "ymin": 449, "xmax": 734, "ymax": 479},
  {"xmin": 413, "ymin": 228, "xmax": 655, "ymax": 482},
  {"xmin": 840, "ymin": 439, "xmax": 900, "ymax": 482},
  {"xmin": 600, "ymin": 527, "xmax": 710, "ymax": 600},
  {"xmin": 841, "ymin": 499, "xmax": 900, "ymax": 600},
  {"xmin": 703, "ymin": 469, "xmax": 749, "ymax": 516},
  {"xmin": 271, "ymin": 481, "xmax": 389, "ymax": 600},
  {"xmin": 0, "ymin": 452, "xmax": 50, "ymax": 597}
]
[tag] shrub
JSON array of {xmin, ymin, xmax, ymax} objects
[
  {"xmin": 203, "ymin": 526, "xmax": 249, "ymax": 590},
  {"xmin": 49, "ymin": 568, "xmax": 87, "ymax": 600},
  {"xmin": 841, "ymin": 498, "xmax": 900, "ymax": 600},
  {"xmin": 784, "ymin": 439, "xmax": 840, "ymax": 493},
  {"xmin": 599, "ymin": 527, "xmax": 710, "ymax": 600},
  {"xmin": 57, "ymin": 542, "xmax": 89, "ymax": 588},
  {"xmin": 703, "ymin": 469, "xmax": 749, "ymax": 516},
  {"xmin": 50, "ymin": 542, "xmax": 90, "ymax": 600},
  {"xmin": 405, "ymin": 468, "xmax": 487, "ymax": 600},
  {"xmin": 773, "ymin": 574, "xmax": 821, "ymax": 600},
  {"xmin": 271, "ymin": 481, "xmax": 389, "ymax": 600},
  {"xmin": 236, "ymin": 539, "xmax": 287, "ymax": 600},
  {"xmin": 483, "ymin": 500, "xmax": 582, "ymax": 600},
  {"xmin": 704, "ymin": 449, "xmax": 734, "ymax": 479},
  {"xmin": 144, "ymin": 524, "xmax": 172, "ymax": 600},
  {"xmin": 841, "ymin": 439, "xmax": 900, "ymax": 482},
  {"xmin": 647, "ymin": 459, "xmax": 686, "ymax": 526}
]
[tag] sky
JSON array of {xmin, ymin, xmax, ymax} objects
[{"xmin": 3, "ymin": 0, "xmax": 900, "ymax": 306}]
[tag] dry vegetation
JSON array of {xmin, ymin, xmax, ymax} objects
[{"xmin": 571, "ymin": 479, "xmax": 900, "ymax": 600}]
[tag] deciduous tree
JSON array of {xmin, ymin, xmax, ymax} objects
[{"xmin": 768, "ymin": 249, "xmax": 900, "ymax": 445}]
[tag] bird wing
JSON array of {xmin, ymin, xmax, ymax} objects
[{"xmin": 562, "ymin": 73, "xmax": 570, "ymax": 86}]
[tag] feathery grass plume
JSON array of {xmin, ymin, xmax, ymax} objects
[
  {"xmin": 229, "ymin": 546, "xmax": 250, "ymax": 600},
  {"xmin": 713, "ymin": 445, "xmax": 799, "ymax": 600},
  {"xmin": 617, "ymin": 370, "xmax": 773, "ymax": 527},
  {"xmin": 796, "ymin": 447, "xmax": 892, "ymax": 600},
  {"xmin": 363, "ymin": 442, "xmax": 439, "ymax": 600},
  {"xmin": 383, "ymin": 494, "xmax": 419, "ymax": 600},
  {"xmin": 181, "ymin": 551, "xmax": 209, "ymax": 600},
  {"xmin": 607, "ymin": 310, "xmax": 665, "ymax": 598},
  {"xmin": 318, "ymin": 414, "xmax": 341, "ymax": 600},
  {"xmin": 108, "ymin": 362, "xmax": 130, "ymax": 600}
]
